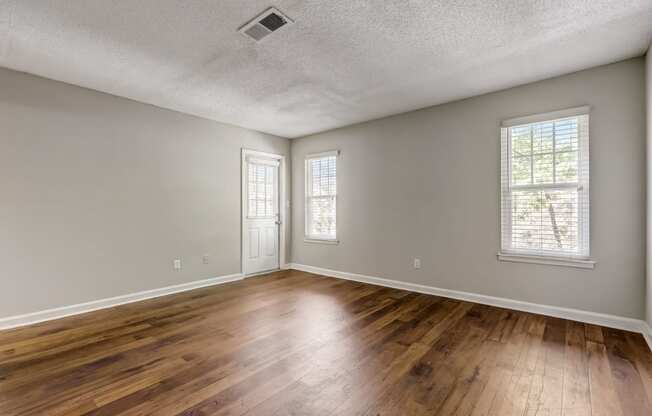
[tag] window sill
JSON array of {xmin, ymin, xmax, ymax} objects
[
  {"xmin": 304, "ymin": 238, "xmax": 339, "ymax": 245},
  {"xmin": 497, "ymin": 252, "xmax": 595, "ymax": 269}
]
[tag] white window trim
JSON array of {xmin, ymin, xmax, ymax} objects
[
  {"xmin": 497, "ymin": 252, "xmax": 595, "ymax": 269},
  {"xmin": 499, "ymin": 106, "xmax": 594, "ymax": 268},
  {"xmin": 305, "ymin": 150, "xmax": 339, "ymax": 243},
  {"xmin": 304, "ymin": 237, "xmax": 339, "ymax": 245},
  {"xmin": 501, "ymin": 106, "xmax": 591, "ymax": 127}
]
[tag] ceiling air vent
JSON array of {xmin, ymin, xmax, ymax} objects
[{"xmin": 239, "ymin": 7, "xmax": 294, "ymax": 42}]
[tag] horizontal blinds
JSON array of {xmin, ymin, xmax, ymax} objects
[
  {"xmin": 501, "ymin": 114, "xmax": 589, "ymax": 258},
  {"xmin": 248, "ymin": 163, "xmax": 275, "ymax": 218},
  {"xmin": 306, "ymin": 154, "xmax": 337, "ymax": 239}
]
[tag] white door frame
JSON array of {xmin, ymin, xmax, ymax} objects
[{"xmin": 241, "ymin": 148, "xmax": 286, "ymax": 276}]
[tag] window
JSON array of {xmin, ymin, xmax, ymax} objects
[
  {"xmin": 500, "ymin": 107, "xmax": 592, "ymax": 267},
  {"xmin": 305, "ymin": 151, "xmax": 338, "ymax": 242},
  {"xmin": 247, "ymin": 161, "xmax": 276, "ymax": 218}
]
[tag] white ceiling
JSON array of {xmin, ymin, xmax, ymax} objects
[{"xmin": 1, "ymin": 1, "xmax": 651, "ymax": 138}]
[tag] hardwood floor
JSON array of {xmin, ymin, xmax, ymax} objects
[{"xmin": 1, "ymin": 270, "xmax": 651, "ymax": 415}]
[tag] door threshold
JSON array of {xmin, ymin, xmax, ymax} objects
[{"xmin": 244, "ymin": 268, "xmax": 281, "ymax": 278}]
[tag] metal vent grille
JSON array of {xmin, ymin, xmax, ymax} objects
[
  {"xmin": 259, "ymin": 13, "xmax": 287, "ymax": 31},
  {"xmin": 239, "ymin": 8, "xmax": 293, "ymax": 42},
  {"xmin": 244, "ymin": 24, "xmax": 270, "ymax": 41}
]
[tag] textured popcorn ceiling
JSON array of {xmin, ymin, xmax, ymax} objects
[{"xmin": 1, "ymin": 1, "xmax": 651, "ymax": 138}]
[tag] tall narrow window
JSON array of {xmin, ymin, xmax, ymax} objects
[
  {"xmin": 500, "ymin": 107, "xmax": 591, "ymax": 265},
  {"xmin": 247, "ymin": 162, "xmax": 275, "ymax": 218},
  {"xmin": 305, "ymin": 151, "xmax": 338, "ymax": 242}
]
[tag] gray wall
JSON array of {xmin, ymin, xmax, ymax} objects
[
  {"xmin": 0, "ymin": 68, "xmax": 290, "ymax": 318},
  {"xmin": 647, "ymin": 49, "xmax": 652, "ymax": 326},
  {"xmin": 291, "ymin": 58, "xmax": 646, "ymax": 319},
  {"xmin": 2, "ymin": 58, "xmax": 647, "ymax": 321}
]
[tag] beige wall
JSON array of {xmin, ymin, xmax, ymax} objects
[
  {"xmin": 291, "ymin": 58, "xmax": 646, "ymax": 319},
  {"xmin": 0, "ymin": 68, "xmax": 290, "ymax": 318}
]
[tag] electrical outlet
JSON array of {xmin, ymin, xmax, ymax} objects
[
  {"xmin": 173, "ymin": 259, "xmax": 182, "ymax": 271},
  {"xmin": 202, "ymin": 255, "xmax": 209, "ymax": 264},
  {"xmin": 413, "ymin": 258, "xmax": 421, "ymax": 270}
]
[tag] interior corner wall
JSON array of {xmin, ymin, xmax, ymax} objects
[
  {"xmin": 291, "ymin": 58, "xmax": 647, "ymax": 319},
  {"xmin": 647, "ymin": 48, "xmax": 652, "ymax": 327},
  {"xmin": 0, "ymin": 67, "xmax": 290, "ymax": 318}
]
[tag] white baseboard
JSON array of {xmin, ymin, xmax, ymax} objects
[
  {"xmin": 643, "ymin": 322, "xmax": 652, "ymax": 351},
  {"xmin": 288, "ymin": 263, "xmax": 652, "ymax": 351},
  {"xmin": 0, "ymin": 273, "xmax": 244, "ymax": 330},
  {"xmin": 3, "ymin": 265, "xmax": 650, "ymax": 353}
]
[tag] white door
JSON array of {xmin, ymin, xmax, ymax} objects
[{"xmin": 244, "ymin": 156, "xmax": 280, "ymax": 275}]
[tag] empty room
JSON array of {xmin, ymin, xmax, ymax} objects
[{"xmin": 2, "ymin": 1, "xmax": 652, "ymax": 415}]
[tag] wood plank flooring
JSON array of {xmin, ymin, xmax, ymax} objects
[{"xmin": 0, "ymin": 270, "xmax": 651, "ymax": 415}]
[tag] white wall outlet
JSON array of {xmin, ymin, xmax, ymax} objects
[
  {"xmin": 202, "ymin": 254, "xmax": 209, "ymax": 264},
  {"xmin": 413, "ymin": 258, "xmax": 421, "ymax": 270},
  {"xmin": 173, "ymin": 259, "xmax": 182, "ymax": 271}
]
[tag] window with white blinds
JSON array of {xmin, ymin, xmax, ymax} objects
[
  {"xmin": 247, "ymin": 161, "xmax": 276, "ymax": 218},
  {"xmin": 305, "ymin": 151, "xmax": 338, "ymax": 241},
  {"xmin": 500, "ymin": 108, "xmax": 590, "ymax": 260}
]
